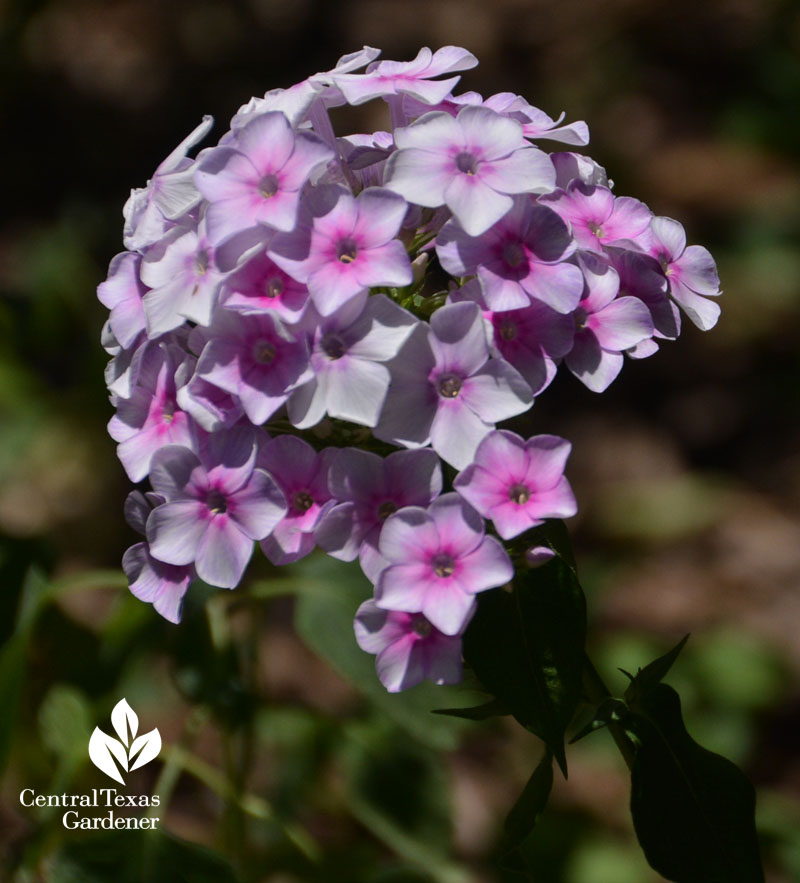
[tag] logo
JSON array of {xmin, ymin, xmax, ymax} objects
[{"xmin": 88, "ymin": 698, "xmax": 161, "ymax": 786}]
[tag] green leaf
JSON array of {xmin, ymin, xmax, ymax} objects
[
  {"xmin": 431, "ymin": 698, "xmax": 509, "ymax": 720},
  {"xmin": 462, "ymin": 551, "xmax": 586, "ymax": 774},
  {"xmin": 624, "ymin": 634, "xmax": 690, "ymax": 705},
  {"xmin": 49, "ymin": 829, "xmax": 241, "ymax": 883},
  {"xmin": 292, "ymin": 555, "xmax": 481, "ymax": 750},
  {"xmin": 501, "ymin": 750, "xmax": 554, "ymax": 855},
  {"xmin": 38, "ymin": 683, "xmax": 91, "ymax": 762},
  {"xmin": 626, "ymin": 683, "xmax": 764, "ymax": 883}
]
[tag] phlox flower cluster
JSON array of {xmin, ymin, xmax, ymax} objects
[{"xmin": 99, "ymin": 46, "xmax": 721, "ymax": 693}]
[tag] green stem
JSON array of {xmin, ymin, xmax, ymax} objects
[
  {"xmin": 581, "ymin": 654, "xmax": 636, "ymax": 770},
  {"xmin": 164, "ymin": 745, "xmax": 321, "ymax": 864}
]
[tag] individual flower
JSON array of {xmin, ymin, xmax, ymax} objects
[
  {"xmin": 315, "ymin": 447, "xmax": 442, "ymax": 581},
  {"xmin": 454, "ymin": 430, "xmax": 577, "ymax": 539},
  {"xmin": 107, "ymin": 342, "xmax": 196, "ymax": 481},
  {"xmin": 122, "ymin": 491, "xmax": 193, "ymax": 624},
  {"xmin": 221, "ymin": 244, "xmax": 310, "ymax": 324},
  {"xmin": 373, "ymin": 493, "xmax": 513, "ymax": 636},
  {"xmin": 192, "ymin": 309, "xmax": 311, "ymax": 425},
  {"xmin": 608, "ymin": 247, "xmax": 679, "ymax": 342},
  {"xmin": 287, "ymin": 292, "xmax": 418, "ymax": 428},
  {"xmin": 257, "ymin": 435, "xmax": 336, "ymax": 565},
  {"xmin": 269, "ymin": 185, "xmax": 413, "ymax": 316},
  {"xmin": 96, "ymin": 252, "xmax": 148, "ymax": 349},
  {"xmin": 565, "ymin": 252, "xmax": 654, "ymax": 392},
  {"xmin": 648, "ymin": 216, "xmax": 721, "ymax": 331},
  {"xmin": 123, "ymin": 115, "xmax": 214, "ymax": 252},
  {"xmin": 482, "ymin": 92, "xmax": 590, "ymax": 145},
  {"xmin": 449, "ymin": 280, "xmax": 574, "ymax": 395},
  {"xmin": 542, "ymin": 180, "xmax": 652, "ymax": 253},
  {"xmin": 139, "ymin": 217, "xmax": 240, "ymax": 336},
  {"xmin": 354, "ymin": 600, "xmax": 464, "ymax": 692},
  {"xmin": 436, "ymin": 197, "xmax": 582, "ymax": 312},
  {"xmin": 375, "ymin": 301, "xmax": 532, "ymax": 469},
  {"xmin": 146, "ymin": 428, "xmax": 287, "ymax": 588},
  {"xmin": 195, "ymin": 111, "xmax": 334, "ymax": 244},
  {"xmin": 332, "ymin": 45, "xmax": 478, "ymax": 107},
  {"xmin": 384, "ymin": 105, "xmax": 556, "ymax": 236}
]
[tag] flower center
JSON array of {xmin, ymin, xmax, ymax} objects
[
  {"xmin": 162, "ymin": 400, "xmax": 176, "ymax": 424},
  {"xmin": 377, "ymin": 500, "xmax": 398, "ymax": 521},
  {"xmin": 573, "ymin": 307, "xmax": 588, "ymax": 329},
  {"xmin": 253, "ymin": 339, "xmax": 276, "ymax": 364},
  {"xmin": 321, "ymin": 333, "xmax": 347, "ymax": 360},
  {"xmin": 502, "ymin": 241, "xmax": 525, "ymax": 268},
  {"xmin": 455, "ymin": 152, "xmax": 478, "ymax": 175},
  {"xmin": 292, "ymin": 490, "xmax": 314, "ymax": 512},
  {"xmin": 509, "ymin": 483, "xmax": 531, "ymax": 505},
  {"xmin": 587, "ymin": 221, "xmax": 604, "ymax": 239},
  {"xmin": 259, "ymin": 174, "xmax": 279, "ymax": 198},
  {"xmin": 195, "ymin": 249, "xmax": 210, "ymax": 275},
  {"xmin": 411, "ymin": 616, "xmax": 432, "ymax": 638},
  {"xmin": 498, "ymin": 319, "xmax": 517, "ymax": 341},
  {"xmin": 265, "ymin": 275, "xmax": 284, "ymax": 298},
  {"xmin": 432, "ymin": 553, "xmax": 455, "ymax": 578},
  {"xmin": 206, "ymin": 489, "xmax": 228, "ymax": 515},
  {"xmin": 437, "ymin": 373, "xmax": 462, "ymax": 398},
  {"xmin": 337, "ymin": 239, "xmax": 358, "ymax": 263}
]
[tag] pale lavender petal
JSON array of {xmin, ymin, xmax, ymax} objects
[
  {"xmin": 487, "ymin": 499, "xmax": 538, "ymax": 539},
  {"xmin": 675, "ymin": 245, "xmax": 721, "ymax": 295},
  {"xmin": 422, "ymin": 632, "xmax": 464, "ymax": 686},
  {"xmin": 346, "ymin": 295, "xmax": 419, "ymax": 362},
  {"xmin": 604, "ymin": 196, "xmax": 653, "ymax": 242},
  {"xmin": 287, "ymin": 377, "xmax": 326, "ymax": 430},
  {"xmin": 459, "ymin": 360, "xmax": 533, "ymax": 422},
  {"xmin": 430, "ymin": 397, "xmax": 492, "ymax": 469},
  {"xmin": 444, "ymin": 174, "xmax": 513, "ymax": 237},
  {"xmin": 202, "ymin": 425, "xmax": 257, "ymax": 493},
  {"xmin": 669, "ymin": 280, "xmax": 721, "ymax": 331},
  {"xmin": 650, "ymin": 216, "xmax": 686, "ymax": 261},
  {"xmin": 378, "ymin": 507, "xmax": 439, "ymax": 563},
  {"xmin": 456, "ymin": 536, "xmax": 513, "ymax": 592},
  {"xmin": 236, "ymin": 111, "xmax": 296, "ymax": 174},
  {"xmin": 149, "ymin": 445, "xmax": 203, "ymax": 501},
  {"xmin": 123, "ymin": 543, "xmax": 191, "ymax": 624},
  {"xmin": 384, "ymin": 448, "xmax": 443, "ymax": 505},
  {"xmin": 473, "ymin": 429, "xmax": 530, "ymax": 483},
  {"xmin": 352, "ymin": 188, "xmax": 409, "ymax": 247},
  {"xmin": 429, "ymin": 301, "xmax": 490, "ymax": 375},
  {"xmin": 147, "ymin": 500, "xmax": 209, "ymax": 565},
  {"xmin": 354, "ymin": 600, "xmax": 410, "ymax": 654},
  {"xmin": 588, "ymin": 296, "xmax": 654, "ymax": 351},
  {"xmin": 479, "ymin": 148, "xmax": 556, "ymax": 195},
  {"xmin": 565, "ymin": 333, "xmax": 624, "ymax": 392},
  {"xmin": 383, "ymin": 147, "xmax": 452, "ymax": 207},
  {"xmin": 523, "ymin": 477, "xmax": 578, "ymax": 521},
  {"xmin": 523, "ymin": 435, "xmax": 573, "ymax": 489},
  {"xmin": 427, "ymin": 493, "xmax": 484, "ymax": 557},
  {"xmin": 195, "ymin": 517, "xmax": 253, "ymax": 588},
  {"xmin": 393, "ymin": 111, "xmax": 461, "ymax": 151},
  {"xmin": 520, "ymin": 260, "xmax": 584, "ymax": 314},
  {"xmin": 314, "ymin": 502, "xmax": 361, "ymax": 561},
  {"xmin": 457, "ymin": 105, "xmax": 525, "ymax": 159},
  {"xmin": 352, "ymin": 241, "xmax": 413, "ymax": 289},
  {"xmin": 376, "ymin": 634, "xmax": 423, "ymax": 692},
  {"xmin": 230, "ymin": 469, "xmax": 287, "ymax": 539},
  {"xmin": 325, "ymin": 356, "xmax": 389, "ymax": 426},
  {"xmin": 376, "ymin": 561, "xmax": 437, "ymax": 610},
  {"xmin": 420, "ymin": 584, "xmax": 476, "ymax": 637}
]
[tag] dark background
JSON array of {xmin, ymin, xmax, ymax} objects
[{"xmin": 1, "ymin": 1, "xmax": 799, "ymax": 881}]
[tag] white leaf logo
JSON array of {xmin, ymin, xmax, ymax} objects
[{"xmin": 88, "ymin": 698, "xmax": 161, "ymax": 785}]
